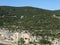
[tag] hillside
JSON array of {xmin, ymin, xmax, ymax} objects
[{"xmin": 0, "ymin": 6, "xmax": 60, "ymax": 31}]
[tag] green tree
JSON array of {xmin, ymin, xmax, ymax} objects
[
  {"xmin": 39, "ymin": 39, "xmax": 51, "ymax": 45},
  {"xmin": 18, "ymin": 38, "xmax": 25, "ymax": 45}
]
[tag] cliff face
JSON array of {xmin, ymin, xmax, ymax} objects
[{"xmin": 0, "ymin": 28, "xmax": 59, "ymax": 45}]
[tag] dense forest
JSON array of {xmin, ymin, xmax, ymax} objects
[{"xmin": 0, "ymin": 6, "xmax": 60, "ymax": 32}]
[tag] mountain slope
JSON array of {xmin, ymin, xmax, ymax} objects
[{"xmin": 0, "ymin": 6, "xmax": 60, "ymax": 31}]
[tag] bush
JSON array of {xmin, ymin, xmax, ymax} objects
[{"xmin": 40, "ymin": 39, "xmax": 51, "ymax": 44}]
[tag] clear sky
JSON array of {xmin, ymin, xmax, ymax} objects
[{"xmin": 0, "ymin": 0, "xmax": 60, "ymax": 10}]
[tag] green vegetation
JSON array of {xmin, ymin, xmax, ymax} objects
[
  {"xmin": 0, "ymin": 6, "xmax": 60, "ymax": 32},
  {"xmin": 39, "ymin": 39, "xmax": 51, "ymax": 45},
  {"xmin": 18, "ymin": 38, "xmax": 25, "ymax": 45}
]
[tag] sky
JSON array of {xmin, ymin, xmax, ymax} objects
[{"xmin": 0, "ymin": 0, "xmax": 60, "ymax": 10}]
